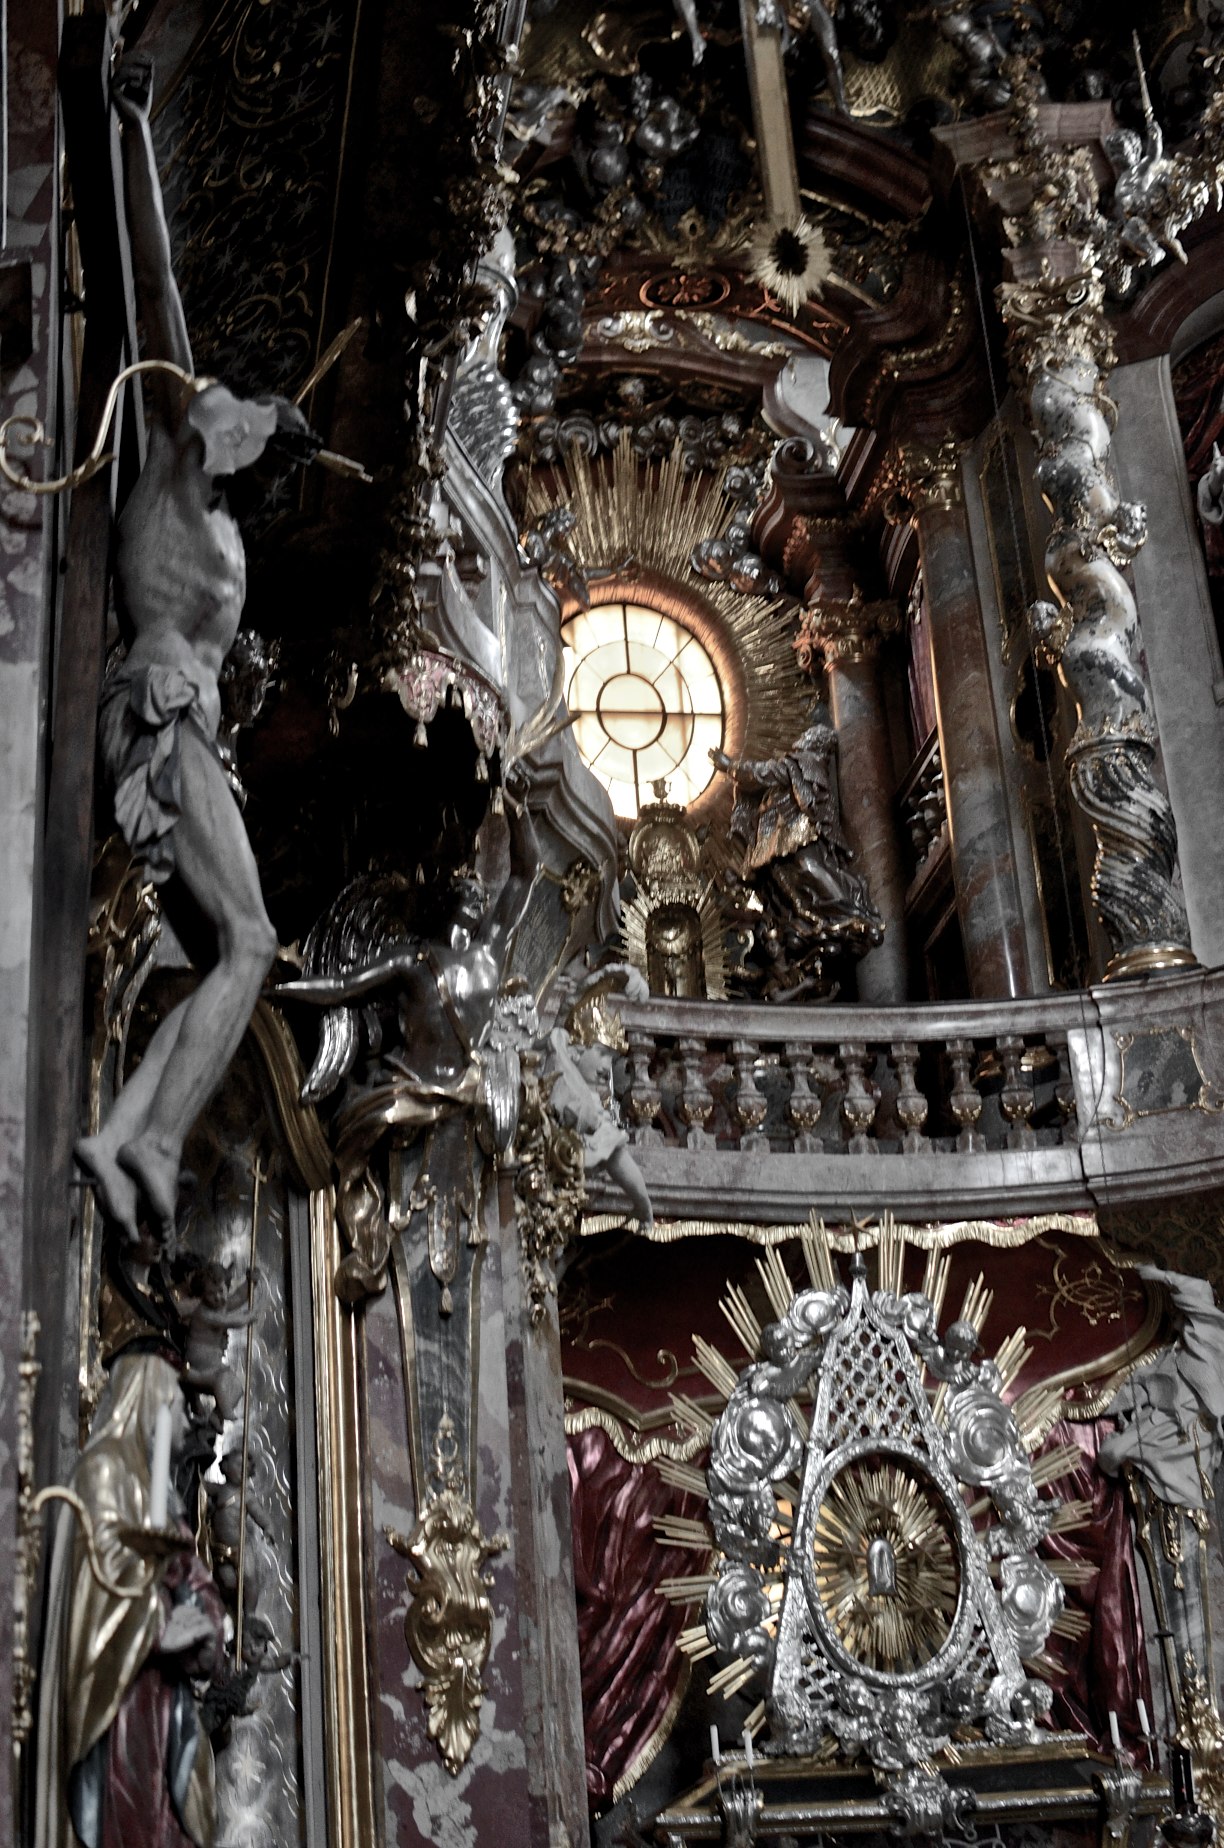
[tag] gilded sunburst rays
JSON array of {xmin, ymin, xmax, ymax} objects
[
  {"xmin": 811, "ymin": 1458, "xmax": 960, "ymax": 1673},
  {"xmin": 524, "ymin": 435, "xmax": 811, "ymax": 834},
  {"xmin": 747, "ymin": 215, "xmax": 833, "ymax": 317},
  {"xmin": 653, "ymin": 1220, "xmax": 1099, "ymax": 1738}
]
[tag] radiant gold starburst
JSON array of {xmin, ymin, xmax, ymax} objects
[
  {"xmin": 812, "ymin": 1458, "xmax": 960, "ymax": 1672},
  {"xmin": 747, "ymin": 215, "xmax": 833, "ymax": 316},
  {"xmin": 523, "ymin": 434, "xmax": 812, "ymax": 844}
]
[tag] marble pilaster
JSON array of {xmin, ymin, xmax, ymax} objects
[
  {"xmin": 1111, "ymin": 353, "xmax": 1224, "ymax": 970},
  {"xmin": 894, "ymin": 443, "xmax": 1037, "ymax": 999},
  {"xmin": 795, "ymin": 597, "xmax": 909, "ymax": 1001},
  {"xmin": 365, "ymin": 1175, "xmax": 590, "ymax": 1848}
]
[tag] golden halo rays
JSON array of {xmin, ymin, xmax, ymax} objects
[
  {"xmin": 811, "ymin": 1457, "xmax": 960, "ymax": 1673},
  {"xmin": 525, "ymin": 433, "xmax": 812, "ymax": 851}
]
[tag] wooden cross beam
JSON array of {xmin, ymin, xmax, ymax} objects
[
  {"xmin": 31, "ymin": 0, "xmax": 143, "ymax": 1483},
  {"xmin": 738, "ymin": 0, "xmax": 802, "ymax": 224}
]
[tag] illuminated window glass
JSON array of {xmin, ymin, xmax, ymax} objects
[{"xmin": 561, "ymin": 602, "xmax": 726, "ymax": 819}]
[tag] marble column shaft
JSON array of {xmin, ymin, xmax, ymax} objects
[
  {"xmin": 902, "ymin": 445, "xmax": 1036, "ymax": 998},
  {"xmin": 800, "ymin": 603, "xmax": 909, "ymax": 1002}
]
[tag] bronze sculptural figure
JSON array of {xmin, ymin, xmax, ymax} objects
[
  {"xmin": 278, "ymin": 778, "xmax": 543, "ymax": 1299},
  {"xmin": 76, "ymin": 57, "xmax": 320, "ymax": 1245},
  {"xmin": 710, "ymin": 710, "xmax": 882, "ymax": 1000}
]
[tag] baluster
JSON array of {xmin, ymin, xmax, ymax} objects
[
  {"xmin": 1046, "ymin": 1031, "xmax": 1080, "ymax": 1144},
  {"xmin": 998, "ymin": 1036, "xmax": 1036, "ymax": 1150},
  {"xmin": 624, "ymin": 1029, "xmax": 663, "ymax": 1146},
  {"xmin": 946, "ymin": 1038, "xmax": 985, "ymax": 1153},
  {"xmin": 890, "ymin": 1041, "xmax": 929, "ymax": 1154},
  {"xmin": 729, "ymin": 1040, "xmax": 770, "ymax": 1151},
  {"xmin": 675, "ymin": 1036, "xmax": 715, "ymax": 1149},
  {"xmin": 838, "ymin": 1042, "xmax": 878, "ymax": 1154},
  {"xmin": 784, "ymin": 1043, "xmax": 827, "ymax": 1153}
]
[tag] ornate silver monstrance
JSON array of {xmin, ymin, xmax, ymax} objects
[{"xmin": 668, "ymin": 1222, "xmax": 1085, "ymax": 1782}]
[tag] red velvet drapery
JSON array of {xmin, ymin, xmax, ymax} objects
[{"xmin": 568, "ymin": 1426, "xmax": 701, "ymax": 1810}]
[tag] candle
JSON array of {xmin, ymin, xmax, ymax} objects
[
  {"xmin": 1137, "ymin": 1700, "xmax": 1151, "ymax": 1738},
  {"xmin": 149, "ymin": 1401, "xmax": 172, "ymax": 1528},
  {"xmin": 1108, "ymin": 1710, "xmax": 1122, "ymax": 1755},
  {"xmin": 709, "ymin": 1725, "xmax": 721, "ymax": 1767},
  {"xmin": 743, "ymin": 1728, "xmax": 754, "ymax": 1770}
]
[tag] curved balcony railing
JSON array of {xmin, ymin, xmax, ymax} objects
[{"xmin": 596, "ymin": 967, "xmax": 1224, "ymax": 1223}]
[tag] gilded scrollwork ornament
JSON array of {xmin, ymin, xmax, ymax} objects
[
  {"xmin": 386, "ymin": 1482, "xmax": 508, "ymax": 1777},
  {"xmin": 512, "ymin": 1051, "xmax": 587, "ymax": 1324},
  {"xmin": 1176, "ymin": 1655, "xmax": 1224, "ymax": 1828}
]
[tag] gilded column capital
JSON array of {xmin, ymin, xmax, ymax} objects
[
  {"xmin": 881, "ymin": 439, "xmax": 964, "ymax": 523},
  {"xmin": 795, "ymin": 592, "xmax": 902, "ymax": 669}
]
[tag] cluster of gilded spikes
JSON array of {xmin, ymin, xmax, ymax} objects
[{"xmin": 652, "ymin": 1215, "xmax": 1097, "ymax": 1734}]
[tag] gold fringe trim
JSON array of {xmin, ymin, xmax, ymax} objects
[
  {"xmin": 564, "ymin": 1402, "xmax": 708, "ymax": 1464},
  {"xmin": 579, "ymin": 1210, "xmax": 1101, "ymax": 1250},
  {"xmin": 610, "ymin": 1660, "xmax": 692, "ymax": 1807}
]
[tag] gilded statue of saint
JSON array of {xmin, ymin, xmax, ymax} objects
[{"xmin": 35, "ymin": 1353, "xmax": 226, "ymax": 1848}]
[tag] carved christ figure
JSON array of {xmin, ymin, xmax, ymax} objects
[{"xmin": 77, "ymin": 58, "xmax": 316, "ymax": 1241}]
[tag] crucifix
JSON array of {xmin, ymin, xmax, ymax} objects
[{"xmin": 738, "ymin": 0, "xmax": 847, "ymax": 225}]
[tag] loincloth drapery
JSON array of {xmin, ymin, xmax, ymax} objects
[{"xmin": 98, "ymin": 659, "xmax": 222, "ymax": 885}]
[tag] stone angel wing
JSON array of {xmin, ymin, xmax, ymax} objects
[{"xmin": 298, "ymin": 873, "xmax": 416, "ymax": 1103}]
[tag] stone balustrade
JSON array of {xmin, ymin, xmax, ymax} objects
[{"xmin": 594, "ymin": 967, "xmax": 1224, "ymax": 1222}]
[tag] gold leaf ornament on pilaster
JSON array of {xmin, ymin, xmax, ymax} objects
[
  {"xmin": 1177, "ymin": 1653, "xmax": 1224, "ymax": 1827},
  {"xmin": 794, "ymin": 588, "xmax": 902, "ymax": 671},
  {"xmin": 386, "ymin": 1491, "xmax": 508, "ymax": 1776},
  {"xmin": 880, "ymin": 438, "xmax": 965, "ymax": 523},
  {"xmin": 513, "ymin": 1053, "xmax": 587, "ymax": 1324}
]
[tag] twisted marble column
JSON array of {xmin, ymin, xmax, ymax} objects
[{"xmin": 1004, "ymin": 274, "xmax": 1195, "ymax": 981}]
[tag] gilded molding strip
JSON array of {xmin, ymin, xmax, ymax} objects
[
  {"xmin": 579, "ymin": 1209, "xmax": 1101, "ymax": 1250},
  {"xmin": 563, "ymin": 1402, "xmax": 708, "ymax": 1465},
  {"xmin": 249, "ymin": 1000, "xmax": 335, "ymax": 1191},
  {"xmin": 311, "ymin": 1188, "xmax": 379, "ymax": 1848}
]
